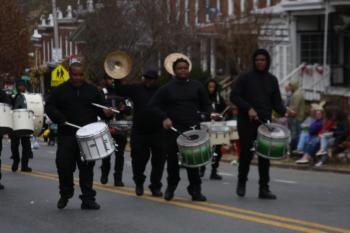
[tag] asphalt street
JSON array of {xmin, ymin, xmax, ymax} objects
[{"xmin": 0, "ymin": 139, "xmax": 349, "ymax": 233}]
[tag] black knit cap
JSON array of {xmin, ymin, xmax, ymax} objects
[{"xmin": 143, "ymin": 70, "xmax": 159, "ymax": 80}]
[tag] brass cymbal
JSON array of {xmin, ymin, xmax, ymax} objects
[
  {"xmin": 104, "ymin": 51, "xmax": 132, "ymax": 79},
  {"xmin": 164, "ymin": 53, "xmax": 192, "ymax": 76}
]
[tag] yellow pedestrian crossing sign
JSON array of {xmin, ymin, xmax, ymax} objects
[{"xmin": 51, "ymin": 65, "xmax": 69, "ymax": 87}]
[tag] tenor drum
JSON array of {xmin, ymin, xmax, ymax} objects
[
  {"xmin": 226, "ymin": 120, "xmax": 239, "ymax": 140},
  {"xmin": 200, "ymin": 121, "xmax": 230, "ymax": 145},
  {"xmin": 109, "ymin": 120, "xmax": 132, "ymax": 133},
  {"xmin": 12, "ymin": 109, "xmax": 34, "ymax": 136},
  {"xmin": 255, "ymin": 123, "xmax": 290, "ymax": 160},
  {"xmin": 23, "ymin": 93, "xmax": 44, "ymax": 136},
  {"xmin": 76, "ymin": 122, "xmax": 115, "ymax": 161},
  {"xmin": 0, "ymin": 103, "xmax": 13, "ymax": 135},
  {"xmin": 177, "ymin": 129, "xmax": 211, "ymax": 168}
]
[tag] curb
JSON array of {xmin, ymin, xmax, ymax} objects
[{"xmin": 221, "ymin": 157, "xmax": 350, "ymax": 175}]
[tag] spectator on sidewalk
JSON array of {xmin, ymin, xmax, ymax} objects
[{"xmin": 296, "ymin": 109, "xmax": 323, "ymax": 164}]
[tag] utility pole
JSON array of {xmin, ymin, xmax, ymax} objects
[{"xmin": 51, "ymin": 0, "xmax": 61, "ymax": 63}]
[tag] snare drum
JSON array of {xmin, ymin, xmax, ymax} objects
[
  {"xmin": 23, "ymin": 93, "xmax": 44, "ymax": 136},
  {"xmin": 0, "ymin": 103, "xmax": 13, "ymax": 135},
  {"xmin": 76, "ymin": 122, "xmax": 115, "ymax": 161},
  {"xmin": 177, "ymin": 129, "xmax": 211, "ymax": 168},
  {"xmin": 255, "ymin": 123, "xmax": 290, "ymax": 160},
  {"xmin": 12, "ymin": 109, "xmax": 34, "ymax": 136}
]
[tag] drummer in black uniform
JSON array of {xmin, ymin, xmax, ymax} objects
[
  {"xmin": 0, "ymin": 88, "xmax": 11, "ymax": 190},
  {"xmin": 114, "ymin": 70, "xmax": 165, "ymax": 197},
  {"xmin": 150, "ymin": 58, "xmax": 216, "ymax": 201},
  {"xmin": 100, "ymin": 75, "xmax": 131, "ymax": 187},
  {"xmin": 10, "ymin": 80, "xmax": 33, "ymax": 173},
  {"xmin": 45, "ymin": 62, "xmax": 113, "ymax": 210},
  {"xmin": 231, "ymin": 49, "xmax": 292, "ymax": 199}
]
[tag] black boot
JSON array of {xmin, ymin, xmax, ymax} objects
[
  {"xmin": 135, "ymin": 184, "xmax": 144, "ymax": 196},
  {"xmin": 259, "ymin": 189, "xmax": 277, "ymax": 200},
  {"xmin": 114, "ymin": 173, "xmax": 124, "ymax": 187},
  {"xmin": 21, "ymin": 166, "xmax": 32, "ymax": 172},
  {"xmin": 100, "ymin": 172, "xmax": 108, "ymax": 185},
  {"xmin": 0, "ymin": 182, "xmax": 4, "ymax": 190},
  {"xmin": 12, "ymin": 160, "xmax": 19, "ymax": 172},
  {"xmin": 236, "ymin": 181, "xmax": 246, "ymax": 197},
  {"xmin": 81, "ymin": 200, "xmax": 100, "ymax": 210},
  {"xmin": 57, "ymin": 197, "xmax": 69, "ymax": 209},
  {"xmin": 187, "ymin": 186, "xmax": 207, "ymax": 201},
  {"xmin": 150, "ymin": 187, "xmax": 163, "ymax": 197},
  {"xmin": 164, "ymin": 185, "xmax": 176, "ymax": 201},
  {"xmin": 210, "ymin": 169, "xmax": 222, "ymax": 180}
]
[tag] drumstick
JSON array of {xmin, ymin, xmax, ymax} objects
[
  {"xmin": 92, "ymin": 103, "xmax": 120, "ymax": 114},
  {"xmin": 65, "ymin": 122, "xmax": 81, "ymax": 129},
  {"xmin": 256, "ymin": 118, "xmax": 274, "ymax": 132},
  {"xmin": 170, "ymin": 127, "xmax": 192, "ymax": 140},
  {"xmin": 220, "ymin": 106, "xmax": 231, "ymax": 116}
]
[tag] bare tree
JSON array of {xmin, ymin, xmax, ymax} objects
[
  {"xmin": 216, "ymin": 9, "xmax": 272, "ymax": 75},
  {"xmin": 0, "ymin": 0, "xmax": 30, "ymax": 79},
  {"xmin": 79, "ymin": 0, "xmax": 197, "ymax": 83}
]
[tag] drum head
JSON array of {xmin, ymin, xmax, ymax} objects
[
  {"xmin": 177, "ymin": 130, "xmax": 209, "ymax": 147},
  {"xmin": 258, "ymin": 123, "xmax": 290, "ymax": 139},
  {"xmin": 226, "ymin": 120, "xmax": 237, "ymax": 129},
  {"xmin": 77, "ymin": 122, "xmax": 107, "ymax": 137}
]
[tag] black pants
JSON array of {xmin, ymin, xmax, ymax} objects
[
  {"xmin": 237, "ymin": 118, "xmax": 270, "ymax": 190},
  {"xmin": 56, "ymin": 136, "xmax": 96, "ymax": 201},
  {"xmin": 0, "ymin": 135, "xmax": 2, "ymax": 180},
  {"xmin": 165, "ymin": 130, "xmax": 202, "ymax": 192},
  {"xmin": 200, "ymin": 145, "xmax": 223, "ymax": 173},
  {"xmin": 130, "ymin": 132, "xmax": 165, "ymax": 190},
  {"xmin": 11, "ymin": 135, "xmax": 31, "ymax": 169},
  {"xmin": 101, "ymin": 133, "xmax": 127, "ymax": 181}
]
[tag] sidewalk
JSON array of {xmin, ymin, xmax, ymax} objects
[{"xmin": 221, "ymin": 153, "xmax": 350, "ymax": 175}]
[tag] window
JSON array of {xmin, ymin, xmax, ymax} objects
[{"xmin": 300, "ymin": 33, "xmax": 325, "ymax": 64}]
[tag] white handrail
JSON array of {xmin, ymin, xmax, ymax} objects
[{"xmin": 279, "ymin": 63, "xmax": 306, "ymax": 87}]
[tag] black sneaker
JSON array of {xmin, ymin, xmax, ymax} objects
[
  {"xmin": 0, "ymin": 182, "xmax": 4, "ymax": 190},
  {"xmin": 81, "ymin": 201, "xmax": 100, "ymax": 210},
  {"xmin": 150, "ymin": 188, "xmax": 163, "ymax": 197},
  {"xmin": 100, "ymin": 173, "xmax": 108, "ymax": 185},
  {"xmin": 164, "ymin": 186, "xmax": 175, "ymax": 201},
  {"xmin": 135, "ymin": 185, "xmax": 144, "ymax": 196},
  {"xmin": 114, "ymin": 180, "xmax": 124, "ymax": 187},
  {"xmin": 236, "ymin": 183, "xmax": 246, "ymax": 197},
  {"xmin": 259, "ymin": 190, "xmax": 277, "ymax": 200},
  {"xmin": 21, "ymin": 167, "xmax": 32, "ymax": 172},
  {"xmin": 57, "ymin": 197, "xmax": 68, "ymax": 209}
]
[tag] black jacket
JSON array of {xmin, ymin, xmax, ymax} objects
[
  {"xmin": 149, "ymin": 79, "xmax": 212, "ymax": 131},
  {"xmin": 102, "ymin": 87, "xmax": 131, "ymax": 121},
  {"xmin": 230, "ymin": 49, "xmax": 286, "ymax": 122},
  {"xmin": 45, "ymin": 82, "xmax": 108, "ymax": 136},
  {"xmin": 0, "ymin": 89, "xmax": 11, "ymax": 105},
  {"xmin": 114, "ymin": 81, "xmax": 163, "ymax": 134}
]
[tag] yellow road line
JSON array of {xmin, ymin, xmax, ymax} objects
[{"xmin": 2, "ymin": 166, "xmax": 349, "ymax": 233}]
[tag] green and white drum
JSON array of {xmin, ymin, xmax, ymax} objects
[
  {"xmin": 177, "ymin": 129, "xmax": 211, "ymax": 168},
  {"xmin": 255, "ymin": 123, "xmax": 290, "ymax": 160}
]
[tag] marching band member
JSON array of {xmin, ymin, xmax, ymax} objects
[
  {"xmin": 231, "ymin": 49, "xmax": 291, "ymax": 199},
  {"xmin": 149, "ymin": 59, "xmax": 213, "ymax": 201},
  {"xmin": 100, "ymin": 75, "xmax": 130, "ymax": 187},
  {"xmin": 114, "ymin": 70, "xmax": 165, "ymax": 197},
  {"xmin": 45, "ymin": 62, "xmax": 113, "ymax": 210},
  {"xmin": 0, "ymin": 88, "xmax": 11, "ymax": 190},
  {"xmin": 11, "ymin": 80, "xmax": 33, "ymax": 172},
  {"xmin": 200, "ymin": 79, "xmax": 227, "ymax": 180}
]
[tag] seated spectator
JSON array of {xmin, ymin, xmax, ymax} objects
[
  {"xmin": 315, "ymin": 108, "xmax": 349, "ymax": 167},
  {"xmin": 292, "ymin": 103, "xmax": 318, "ymax": 155},
  {"xmin": 296, "ymin": 109, "xmax": 323, "ymax": 164}
]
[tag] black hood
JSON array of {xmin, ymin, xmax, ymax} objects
[{"xmin": 252, "ymin": 48, "xmax": 271, "ymax": 72}]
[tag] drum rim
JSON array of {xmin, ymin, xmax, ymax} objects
[
  {"xmin": 13, "ymin": 109, "xmax": 35, "ymax": 114},
  {"xmin": 76, "ymin": 125, "xmax": 109, "ymax": 138},
  {"xmin": 176, "ymin": 129, "xmax": 209, "ymax": 147},
  {"xmin": 256, "ymin": 151, "xmax": 286, "ymax": 160},
  {"xmin": 0, "ymin": 103, "xmax": 12, "ymax": 108},
  {"xmin": 258, "ymin": 123, "xmax": 290, "ymax": 139}
]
